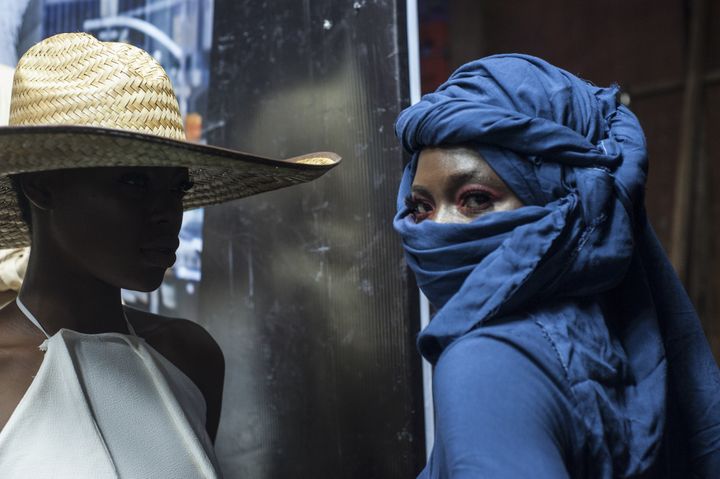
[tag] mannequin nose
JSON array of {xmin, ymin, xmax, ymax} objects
[{"xmin": 148, "ymin": 191, "xmax": 183, "ymax": 227}]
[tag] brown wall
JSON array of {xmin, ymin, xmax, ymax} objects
[{"xmin": 427, "ymin": 0, "xmax": 720, "ymax": 359}]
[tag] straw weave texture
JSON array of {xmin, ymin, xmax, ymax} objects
[{"xmin": 10, "ymin": 32, "xmax": 185, "ymax": 140}]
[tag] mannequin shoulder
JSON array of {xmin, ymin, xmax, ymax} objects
[
  {"xmin": 123, "ymin": 307, "xmax": 224, "ymax": 441},
  {"xmin": 123, "ymin": 307, "xmax": 224, "ymax": 387}
]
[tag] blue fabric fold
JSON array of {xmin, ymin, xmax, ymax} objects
[{"xmin": 393, "ymin": 54, "xmax": 720, "ymax": 477}]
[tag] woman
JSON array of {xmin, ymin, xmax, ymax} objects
[
  {"xmin": 0, "ymin": 32, "xmax": 339, "ymax": 478},
  {"xmin": 394, "ymin": 55, "xmax": 720, "ymax": 478}
]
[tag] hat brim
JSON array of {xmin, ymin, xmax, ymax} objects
[{"xmin": 0, "ymin": 125, "xmax": 341, "ymax": 247}]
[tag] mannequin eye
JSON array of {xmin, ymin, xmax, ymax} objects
[
  {"xmin": 173, "ymin": 180, "xmax": 195, "ymax": 197},
  {"xmin": 118, "ymin": 173, "xmax": 149, "ymax": 189}
]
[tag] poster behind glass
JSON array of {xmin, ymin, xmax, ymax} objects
[{"xmin": 36, "ymin": 0, "xmax": 213, "ymax": 319}]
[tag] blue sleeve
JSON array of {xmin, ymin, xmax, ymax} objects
[{"xmin": 427, "ymin": 334, "xmax": 574, "ymax": 479}]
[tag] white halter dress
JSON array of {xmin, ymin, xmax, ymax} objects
[{"xmin": 0, "ymin": 299, "xmax": 222, "ymax": 478}]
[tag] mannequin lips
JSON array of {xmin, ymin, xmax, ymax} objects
[{"xmin": 140, "ymin": 239, "xmax": 179, "ymax": 268}]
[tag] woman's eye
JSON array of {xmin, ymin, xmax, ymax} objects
[
  {"xmin": 459, "ymin": 191, "xmax": 492, "ymax": 211},
  {"xmin": 405, "ymin": 195, "xmax": 433, "ymax": 222}
]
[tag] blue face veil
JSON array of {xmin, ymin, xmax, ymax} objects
[{"xmin": 394, "ymin": 54, "xmax": 720, "ymax": 477}]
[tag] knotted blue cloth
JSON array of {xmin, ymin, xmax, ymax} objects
[{"xmin": 394, "ymin": 54, "xmax": 720, "ymax": 478}]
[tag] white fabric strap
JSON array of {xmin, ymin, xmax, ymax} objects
[
  {"xmin": 16, "ymin": 296, "xmax": 50, "ymax": 339},
  {"xmin": 125, "ymin": 313, "xmax": 137, "ymax": 336},
  {"xmin": 15, "ymin": 296, "xmax": 137, "ymax": 338}
]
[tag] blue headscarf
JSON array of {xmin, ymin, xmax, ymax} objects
[{"xmin": 394, "ymin": 54, "xmax": 720, "ymax": 477}]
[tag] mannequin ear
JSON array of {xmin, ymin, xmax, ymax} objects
[{"xmin": 18, "ymin": 172, "xmax": 56, "ymax": 211}]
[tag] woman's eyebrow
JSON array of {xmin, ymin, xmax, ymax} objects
[
  {"xmin": 411, "ymin": 171, "xmax": 505, "ymax": 198},
  {"xmin": 410, "ymin": 185, "xmax": 433, "ymax": 197},
  {"xmin": 445, "ymin": 171, "xmax": 503, "ymax": 192}
]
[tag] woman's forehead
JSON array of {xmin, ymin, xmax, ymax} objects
[{"xmin": 414, "ymin": 147, "xmax": 499, "ymax": 184}]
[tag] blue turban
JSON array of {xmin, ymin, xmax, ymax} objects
[{"xmin": 394, "ymin": 54, "xmax": 720, "ymax": 477}]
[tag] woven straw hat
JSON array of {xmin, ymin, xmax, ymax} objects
[{"xmin": 0, "ymin": 32, "xmax": 340, "ymax": 248}]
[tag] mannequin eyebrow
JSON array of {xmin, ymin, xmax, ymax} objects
[{"xmin": 140, "ymin": 167, "xmax": 190, "ymax": 181}]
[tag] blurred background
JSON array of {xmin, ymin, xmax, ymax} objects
[{"xmin": 0, "ymin": 0, "xmax": 717, "ymax": 477}]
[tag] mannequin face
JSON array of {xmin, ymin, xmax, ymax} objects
[
  {"xmin": 21, "ymin": 166, "xmax": 192, "ymax": 292},
  {"xmin": 407, "ymin": 146, "xmax": 523, "ymax": 224}
]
